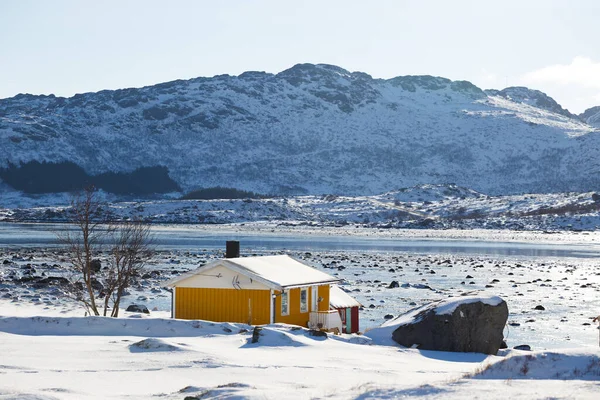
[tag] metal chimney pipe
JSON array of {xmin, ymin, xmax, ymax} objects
[{"xmin": 226, "ymin": 240, "xmax": 240, "ymax": 258}]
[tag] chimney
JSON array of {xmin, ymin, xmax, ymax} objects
[{"xmin": 226, "ymin": 241, "xmax": 240, "ymax": 258}]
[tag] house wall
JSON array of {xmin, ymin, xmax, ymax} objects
[
  {"xmin": 318, "ymin": 285, "xmax": 330, "ymax": 312},
  {"xmin": 350, "ymin": 306, "xmax": 359, "ymax": 333},
  {"xmin": 175, "ymin": 287, "xmax": 271, "ymax": 325},
  {"xmin": 173, "ymin": 265, "xmax": 270, "ymax": 290},
  {"xmin": 274, "ymin": 284, "xmax": 330, "ymax": 327}
]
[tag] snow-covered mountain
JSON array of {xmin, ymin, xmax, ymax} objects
[
  {"xmin": 579, "ymin": 106, "xmax": 600, "ymax": 128},
  {"xmin": 1, "ymin": 63, "xmax": 599, "ymax": 196}
]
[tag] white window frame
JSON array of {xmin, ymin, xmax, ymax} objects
[
  {"xmin": 300, "ymin": 288, "xmax": 308, "ymax": 313},
  {"xmin": 281, "ymin": 290, "xmax": 289, "ymax": 316}
]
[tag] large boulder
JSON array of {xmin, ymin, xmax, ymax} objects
[{"xmin": 388, "ymin": 295, "xmax": 508, "ymax": 355}]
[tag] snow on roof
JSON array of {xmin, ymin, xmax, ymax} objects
[
  {"xmin": 329, "ymin": 285, "xmax": 361, "ymax": 309},
  {"xmin": 165, "ymin": 255, "xmax": 340, "ymax": 290}
]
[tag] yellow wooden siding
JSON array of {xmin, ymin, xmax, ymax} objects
[
  {"xmin": 275, "ymin": 287, "xmax": 307, "ymax": 326},
  {"xmin": 175, "ymin": 287, "xmax": 270, "ymax": 325},
  {"xmin": 274, "ymin": 285, "xmax": 331, "ymax": 327},
  {"xmin": 318, "ymin": 285, "xmax": 330, "ymax": 312}
]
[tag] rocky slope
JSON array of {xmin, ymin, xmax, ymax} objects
[
  {"xmin": 484, "ymin": 87, "xmax": 578, "ymax": 119},
  {"xmin": 580, "ymin": 106, "xmax": 600, "ymax": 128},
  {"xmin": 1, "ymin": 64, "xmax": 599, "ymax": 196},
  {"xmin": 2, "ymin": 184, "xmax": 599, "ymax": 231}
]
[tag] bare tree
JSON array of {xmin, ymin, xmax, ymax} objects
[
  {"xmin": 102, "ymin": 219, "xmax": 153, "ymax": 317},
  {"xmin": 60, "ymin": 186, "xmax": 152, "ymax": 317},
  {"xmin": 59, "ymin": 186, "xmax": 108, "ymax": 316}
]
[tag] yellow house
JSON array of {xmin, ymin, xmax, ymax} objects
[{"xmin": 164, "ymin": 254, "xmax": 345, "ymax": 330}]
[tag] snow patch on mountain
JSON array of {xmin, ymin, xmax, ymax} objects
[{"xmin": 485, "ymin": 86, "xmax": 577, "ymax": 119}]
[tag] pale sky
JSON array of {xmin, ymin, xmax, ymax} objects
[{"xmin": 1, "ymin": 0, "xmax": 599, "ymax": 114}]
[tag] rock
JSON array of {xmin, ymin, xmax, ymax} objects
[
  {"xmin": 534, "ymin": 305, "xmax": 545, "ymax": 311},
  {"xmin": 251, "ymin": 326, "xmax": 262, "ymax": 343},
  {"xmin": 90, "ymin": 259, "xmax": 102, "ymax": 273},
  {"xmin": 384, "ymin": 314, "xmax": 394, "ymax": 320},
  {"xmin": 126, "ymin": 304, "xmax": 150, "ymax": 314},
  {"xmin": 389, "ymin": 295, "xmax": 508, "ymax": 355},
  {"xmin": 32, "ymin": 276, "xmax": 70, "ymax": 288},
  {"xmin": 514, "ymin": 344, "xmax": 531, "ymax": 351},
  {"xmin": 500, "ymin": 340, "xmax": 508, "ymax": 349},
  {"xmin": 388, "ymin": 280, "xmax": 400, "ymax": 289},
  {"xmin": 308, "ymin": 329, "xmax": 327, "ymax": 338},
  {"xmin": 90, "ymin": 278, "xmax": 103, "ymax": 291}
]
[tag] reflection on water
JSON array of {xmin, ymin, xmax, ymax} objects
[{"xmin": 1, "ymin": 222, "xmax": 599, "ymax": 258}]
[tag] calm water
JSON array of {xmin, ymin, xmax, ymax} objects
[{"xmin": 1, "ymin": 222, "xmax": 599, "ymax": 258}]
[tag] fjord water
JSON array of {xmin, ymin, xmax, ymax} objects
[{"xmin": 2, "ymin": 222, "xmax": 600, "ymax": 258}]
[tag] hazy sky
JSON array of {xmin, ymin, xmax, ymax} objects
[{"xmin": 1, "ymin": 0, "xmax": 599, "ymax": 113}]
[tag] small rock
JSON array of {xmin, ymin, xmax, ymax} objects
[
  {"xmin": 308, "ymin": 329, "xmax": 327, "ymax": 338},
  {"xmin": 252, "ymin": 326, "xmax": 262, "ymax": 343},
  {"xmin": 534, "ymin": 305, "xmax": 545, "ymax": 311},
  {"xmin": 90, "ymin": 259, "xmax": 102, "ymax": 273},
  {"xmin": 514, "ymin": 344, "xmax": 531, "ymax": 351},
  {"xmin": 388, "ymin": 281, "xmax": 400, "ymax": 289},
  {"xmin": 125, "ymin": 304, "xmax": 150, "ymax": 314}
]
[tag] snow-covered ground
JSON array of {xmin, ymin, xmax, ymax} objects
[
  {"xmin": 1, "ymin": 224, "xmax": 600, "ymax": 398},
  {"xmin": 0, "ymin": 303, "xmax": 599, "ymax": 400}
]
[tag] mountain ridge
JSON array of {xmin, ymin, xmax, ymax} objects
[{"xmin": 1, "ymin": 63, "xmax": 599, "ymax": 197}]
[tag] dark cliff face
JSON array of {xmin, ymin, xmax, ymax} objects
[{"xmin": 0, "ymin": 64, "xmax": 597, "ymax": 197}]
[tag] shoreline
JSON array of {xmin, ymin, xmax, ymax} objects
[
  {"xmin": 149, "ymin": 222, "xmax": 600, "ymax": 246},
  {"xmin": 3, "ymin": 220, "xmax": 600, "ymax": 247}
]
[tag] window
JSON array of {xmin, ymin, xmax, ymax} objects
[
  {"xmin": 300, "ymin": 288, "xmax": 308, "ymax": 313},
  {"xmin": 281, "ymin": 290, "xmax": 289, "ymax": 316}
]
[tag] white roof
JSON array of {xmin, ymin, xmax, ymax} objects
[
  {"xmin": 329, "ymin": 285, "xmax": 362, "ymax": 309},
  {"xmin": 164, "ymin": 255, "xmax": 340, "ymax": 290}
]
